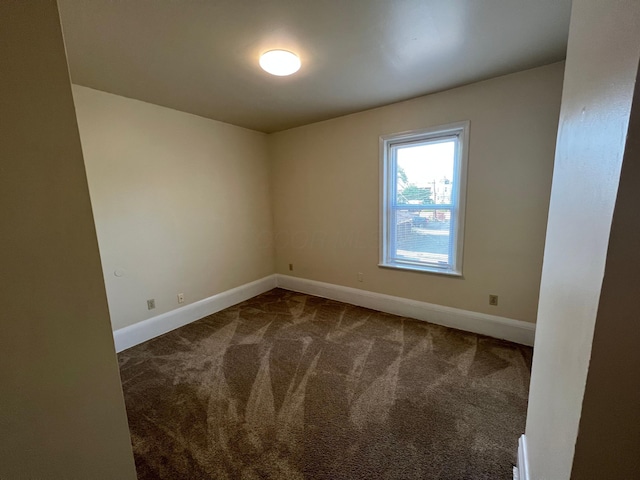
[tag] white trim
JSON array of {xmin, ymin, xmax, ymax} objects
[
  {"xmin": 276, "ymin": 275, "xmax": 535, "ymax": 346},
  {"xmin": 113, "ymin": 275, "xmax": 277, "ymax": 352},
  {"xmin": 114, "ymin": 273, "xmax": 535, "ymax": 352},
  {"xmin": 517, "ymin": 434, "xmax": 530, "ymax": 480},
  {"xmin": 378, "ymin": 262, "xmax": 463, "ymax": 277},
  {"xmin": 379, "ymin": 121, "xmax": 470, "ymax": 276}
]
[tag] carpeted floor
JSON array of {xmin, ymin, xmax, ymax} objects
[{"xmin": 118, "ymin": 288, "xmax": 532, "ymax": 480}]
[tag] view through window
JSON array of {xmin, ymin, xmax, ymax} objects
[{"xmin": 380, "ymin": 122, "xmax": 468, "ymax": 275}]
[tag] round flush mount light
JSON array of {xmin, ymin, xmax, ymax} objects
[{"xmin": 259, "ymin": 50, "xmax": 301, "ymax": 76}]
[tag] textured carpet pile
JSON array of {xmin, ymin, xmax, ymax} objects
[{"xmin": 119, "ymin": 288, "xmax": 532, "ymax": 479}]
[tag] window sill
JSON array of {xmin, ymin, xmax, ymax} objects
[{"xmin": 378, "ymin": 262, "xmax": 463, "ymax": 277}]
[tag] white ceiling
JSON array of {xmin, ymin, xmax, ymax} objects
[{"xmin": 58, "ymin": 0, "xmax": 571, "ymax": 133}]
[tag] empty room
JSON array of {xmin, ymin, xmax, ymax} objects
[{"xmin": 2, "ymin": 1, "xmax": 640, "ymax": 480}]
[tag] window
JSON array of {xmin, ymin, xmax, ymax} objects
[{"xmin": 380, "ymin": 121, "xmax": 469, "ymax": 275}]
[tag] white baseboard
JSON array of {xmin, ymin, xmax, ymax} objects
[
  {"xmin": 114, "ymin": 273, "xmax": 535, "ymax": 352},
  {"xmin": 517, "ymin": 434, "xmax": 530, "ymax": 480},
  {"xmin": 113, "ymin": 275, "xmax": 277, "ymax": 352},
  {"xmin": 276, "ymin": 275, "xmax": 535, "ymax": 346}
]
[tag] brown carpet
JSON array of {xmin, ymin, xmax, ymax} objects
[{"xmin": 118, "ymin": 288, "xmax": 532, "ymax": 480}]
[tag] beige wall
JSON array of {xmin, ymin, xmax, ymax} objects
[
  {"xmin": 73, "ymin": 85, "xmax": 275, "ymax": 330},
  {"xmin": 0, "ymin": 1, "xmax": 136, "ymax": 478},
  {"xmin": 525, "ymin": 0, "xmax": 640, "ymax": 478},
  {"xmin": 571, "ymin": 65, "xmax": 640, "ymax": 478},
  {"xmin": 270, "ymin": 63, "xmax": 564, "ymax": 323}
]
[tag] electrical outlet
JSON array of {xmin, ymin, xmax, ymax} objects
[
  {"xmin": 489, "ymin": 295, "xmax": 498, "ymax": 306},
  {"xmin": 147, "ymin": 299, "xmax": 156, "ymax": 310},
  {"xmin": 357, "ymin": 272, "xmax": 363, "ymax": 282},
  {"xmin": 289, "ymin": 263, "xmax": 293, "ymax": 271},
  {"xmin": 177, "ymin": 293, "xmax": 184, "ymax": 304}
]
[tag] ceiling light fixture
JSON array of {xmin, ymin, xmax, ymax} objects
[{"xmin": 259, "ymin": 50, "xmax": 301, "ymax": 76}]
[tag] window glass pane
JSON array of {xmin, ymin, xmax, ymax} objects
[
  {"xmin": 396, "ymin": 140, "xmax": 455, "ymax": 206},
  {"xmin": 382, "ymin": 122, "xmax": 467, "ymax": 275},
  {"xmin": 393, "ymin": 208, "xmax": 453, "ymax": 267}
]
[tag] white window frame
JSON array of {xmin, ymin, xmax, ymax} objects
[{"xmin": 379, "ymin": 121, "xmax": 469, "ymax": 276}]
